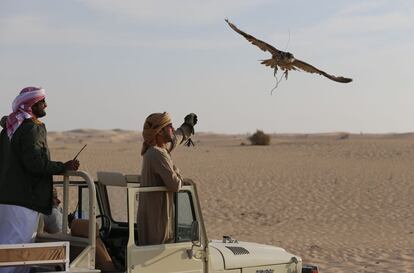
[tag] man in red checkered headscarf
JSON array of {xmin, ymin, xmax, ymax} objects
[
  {"xmin": 0, "ymin": 86, "xmax": 80, "ymax": 273},
  {"xmin": 5, "ymin": 86, "xmax": 47, "ymax": 139}
]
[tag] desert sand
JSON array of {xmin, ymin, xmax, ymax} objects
[{"xmin": 49, "ymin": 130, "xmax": 414, "ymax": 273}]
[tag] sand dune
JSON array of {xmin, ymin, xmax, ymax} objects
[{"xmin": 50, "ymin": 130, "xmax": 414, "ymax": 273}]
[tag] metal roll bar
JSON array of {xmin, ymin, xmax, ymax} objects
[{"xmin": 61, "ymin": 170, "xmax": 97, "ymax": 270}]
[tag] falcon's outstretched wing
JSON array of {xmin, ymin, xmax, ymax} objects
[
  {"xmin": 292, "ymin": 59, "xmax": 352, "ymax": 83},
  {"xmin": 225, "ymin": 19, "xmax": 285, "ymax": 58}
]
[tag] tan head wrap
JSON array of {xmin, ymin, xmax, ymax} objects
[{"xmin": 141, "ymin": 112, "xmax": 172, "ymax": 155}]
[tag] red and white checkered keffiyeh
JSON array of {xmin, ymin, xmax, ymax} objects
[{"xmin": 6, "ymin": 87, "xmax": 46, "ymax": 139}]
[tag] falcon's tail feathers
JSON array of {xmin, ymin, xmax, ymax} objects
[{"xmin": 260, "ymin": 59, "xmax": 276, "ymax": 68}]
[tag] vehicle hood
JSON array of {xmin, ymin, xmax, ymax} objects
[{"xmin": 209, "ymin": 240, "xmax": 301, "ymax": 270}]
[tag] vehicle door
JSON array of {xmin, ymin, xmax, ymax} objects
[{"xmin": 127, "ymin": 187, "xmax": 206, "ymax": 273}]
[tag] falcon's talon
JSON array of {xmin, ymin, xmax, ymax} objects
[{"xmin": 184, "ymin": 138, "xmax": 195, "ymax": 147}]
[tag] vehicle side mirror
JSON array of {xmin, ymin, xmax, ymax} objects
[
  {"xmin": 187, "ymin": 221, "xmax": 201, "ymax": 259},
  {"xmin": 190, "ymin": 220, "xmax": 199, "ymax": 243}
]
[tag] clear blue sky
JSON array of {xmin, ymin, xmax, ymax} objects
[{"xmin": 1, "ymin": 0, "xmax": 413, "ymax": 133}]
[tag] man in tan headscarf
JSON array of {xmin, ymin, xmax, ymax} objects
[{"xmin": 138, "ymin": 112, "xmax": 197, "ymax": 245}]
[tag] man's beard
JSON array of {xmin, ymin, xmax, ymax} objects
[
  {"xmin": 36, "ymin": 111, "xmax": 46, "ymax": 118},
  {"xmin": 161, "ymin": 127, "xmax": 173, "ymax": 143}
]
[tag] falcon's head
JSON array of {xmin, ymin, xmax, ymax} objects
[{"xmin": 282, "ymin": 51, "xmax": 295, "ymax": 63}]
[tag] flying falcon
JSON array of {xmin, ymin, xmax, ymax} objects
[{"xmin": 225, "ymin": 19, "xmax": 352, "ymax": 85}]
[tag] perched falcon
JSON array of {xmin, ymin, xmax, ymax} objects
[{"xmin": 225, "ymin": 19, "xmax": 352, "ymax": 84}]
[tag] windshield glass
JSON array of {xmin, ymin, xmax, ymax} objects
[{"xmin": 107, "ymin": 186, "xmax": 128, "ymax": 222}]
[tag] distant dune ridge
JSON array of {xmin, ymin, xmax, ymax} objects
[
  {"xmin": 49, "ymin": 129, "xmax": 141, "ymax": 143},
  {"xmin": 50, "ymin": 130, "xmax": 414, "ymax": 273}
]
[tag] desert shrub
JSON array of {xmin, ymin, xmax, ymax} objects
[
  {"xmin": 337, "ymin": 133, "xmax": 349, "ymax": 140},
  {"xmin": 248, "ymin": 130, "xmax": 271, "ymax": 145}
]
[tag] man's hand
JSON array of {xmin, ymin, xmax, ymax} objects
[
  {"xmin": 184, "ymin": 113, "xmax": 198, "ymax": 127},
  {"xmin": 64, "ymin": 159, "xmax": 80, "ymax": 171}
]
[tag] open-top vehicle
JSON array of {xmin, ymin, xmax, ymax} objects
[{"xmin": 0, "ymin": 171, "xmax": 318, "ymax": 273}]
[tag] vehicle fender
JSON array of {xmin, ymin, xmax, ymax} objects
[{"xmin": 208, "ymin": 245, "xmax": 227, "ymax": 272}]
